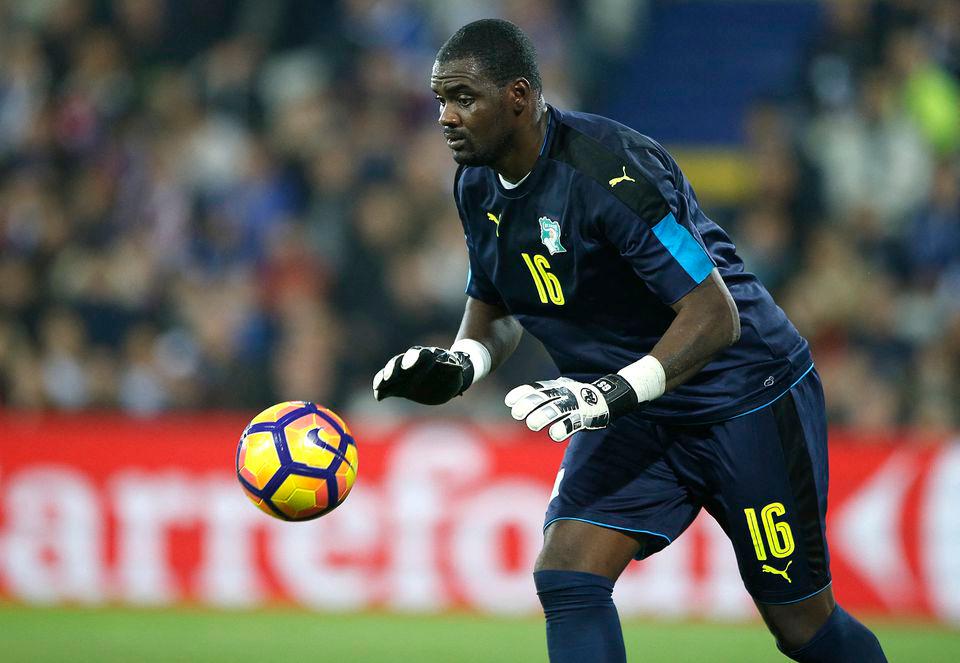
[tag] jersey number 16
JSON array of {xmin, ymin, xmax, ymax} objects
[{"xmin": 521, "ymin": 253, "xmax": 565, "ymax": 306}]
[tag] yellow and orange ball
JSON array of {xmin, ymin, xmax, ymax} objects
[{"xmin": 236, "ymin": 402, "xmax": 358, "ymax": 521}]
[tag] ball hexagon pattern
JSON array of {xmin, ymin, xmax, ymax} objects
[
  {"xmin": 271, "ymin": 474, "xmax": 331, "ymax": 519},
  {"xmin": 235, "ymin": 402, "xmax": 358, "ymax": 521}
]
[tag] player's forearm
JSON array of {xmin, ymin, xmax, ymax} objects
[
  {"xmin": 453, "ymin": 296, "xmax": 523, "ymax": 378},
  {"xmin": 507, "ymin": 273, "xmax": 737, "ymax": 439},
  {"xmin": 651, "ymin": 329, "xmax": 726, "ymax": 393},
  {"xmin": 651, "ymin": 270, "xmax": 740, "ymax": 393}
]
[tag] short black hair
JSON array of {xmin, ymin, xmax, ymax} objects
[{"xmin": 436, "ymin": 19, "xmax": 542, "ymax": 94}]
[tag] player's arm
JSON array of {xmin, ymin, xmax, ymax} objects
[
  {"xmin": 507, "ymin": 149, "xmax": 742, "ymax": 441},
  {"xmin": 651, "ymin": 268, "xmax": 740, "ymax": 391},
  {"xmin": 455, "ymin": 296, "xmax": 523, "ymax": 371},
  {"xmin": 505, "ymin": 274, "xmax": 738, "ymax": 441},
  {"xmin": 373, "ymin": 296, "xmax": 521, "ymax": 405}
]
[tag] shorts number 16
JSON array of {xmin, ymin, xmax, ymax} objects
[{"xmin": 744, "ymin": 502, "xmax": 795, "ymax": 560}]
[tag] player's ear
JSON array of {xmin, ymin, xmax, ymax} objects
[{"xmin": 508, "ymin": 78, "xmax": 532, "ymax": 115}]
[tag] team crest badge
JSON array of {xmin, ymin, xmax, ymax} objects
[{"xmin": 538, "ymin": 216, "xmax": 566, "ymax": 255}]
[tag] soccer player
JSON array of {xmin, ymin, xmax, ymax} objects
[{"xmin": 374, "ymin": 18, "xmax": 887, "ymax": 663}]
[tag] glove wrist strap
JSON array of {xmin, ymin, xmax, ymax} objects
[
  {"xmin": 592, "ymin": 374, "xmax": 639, "ymax": 420},
  {"xmin": 617, "ymin": 354, "xmax": 666, "ymax": 403},
  {"xmin": 450, "ymin": 338, "xmax": 491, "ymax": 387}
]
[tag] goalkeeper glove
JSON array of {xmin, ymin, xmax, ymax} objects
[
  {"xmin": 373, "ymin": 346, "xmax": 475, "ymax": 405},
  {"xmin": 505, "ymin": 375, "xmax": 640, "ymax": 442}
]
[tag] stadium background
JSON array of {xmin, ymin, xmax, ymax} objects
[{"xmin": 0, "ymin": 0, "xmax": 958, "ymax": 661}]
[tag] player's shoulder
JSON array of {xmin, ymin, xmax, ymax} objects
[
  {"xmin": 549, "ymin": 107, "xmax": 679, "ymax": 221},
  {"xmin": 550, "ymin": 108, "xmax": 675, "ymax": 172}
]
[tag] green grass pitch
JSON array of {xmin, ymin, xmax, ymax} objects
[{"xmin": 0, "ymin": 605, "xmax": 957, "ymax": 662}]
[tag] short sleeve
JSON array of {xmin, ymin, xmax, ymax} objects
[
  {"xmin": 600, "ymin": 150, "xmax": 715, "ymax": 305},
  {"xmin": 453, "ymin": 165, "xmax": 504, "ymax": 306},
  {"xmin": 463, "ymin": 233, "xmax": 503, "ymax": 305}
]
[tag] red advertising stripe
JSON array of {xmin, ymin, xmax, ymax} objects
[{"xmin": 0, "ymin": 413, "xmax": 955, "ymax": 622}]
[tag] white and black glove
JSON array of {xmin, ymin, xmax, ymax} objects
[
  {"xmin": 505, "ymin": 375, "xmax": 639, "ymax": 442},
  {"xmin": 373, "ymin": 346, "xmax": 475, "ymax": 405}
]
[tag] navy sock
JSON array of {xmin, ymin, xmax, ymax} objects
[
  {"xmin": 780, "ymin": 605, "xmax": 887, "ymax": 662},
  {"xmin": 534, "ymin": 570, "xmax": 626, "ymax": 663}
]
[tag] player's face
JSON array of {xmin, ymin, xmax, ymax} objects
[{"xmin": 430, "ymin": 58, "xmax": 515, "ymax": 167}]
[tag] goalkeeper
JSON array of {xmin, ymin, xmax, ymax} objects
[{"xmin": 375, "ymin": 18, "xmax": 886, "ymax": 663}]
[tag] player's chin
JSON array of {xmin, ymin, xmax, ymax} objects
[{"xmin": 450, "ymin": 148, "xmax": 488, "ymax": 167}]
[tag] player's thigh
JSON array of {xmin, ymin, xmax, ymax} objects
[
  {"xmin": 755, "ymin": 585, "xmax": 837, "ymax": 650},
  {"xmin": 540, "ymin": 415, "xmax": 700, "ymax": 582},
  {"xmin": 666, "ymin": 368, "xmax": 831, "ymax": 604},
  {"xmin": 535, "ymin": 519, "xmax": 651, "ymax": 581}
]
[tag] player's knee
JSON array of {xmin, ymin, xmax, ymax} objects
[
  {"xmin": 533, "ymin": 536, "xmax": 625, "ymax": 579},
  {"xmin": 533, "ymin": 570, "xmax": 628, "ymax": 663},
  {"xmin": 535, "ymin": 520, "xmax": 643, "ymax": 579},
  {"xmin": 775, "ymin": 605, "xmax": 888, "ymax": 662},
  {"xmin": 758, "ymin": 592, "xmax": 835, "ymax": 652},
  {"xmin": 534, "ymin": 541, "xmax": 581, "ymax": 574},
  {"xmin": 533, "ymin": 569, "xmax": 616, "ymax": 612},
  {"xmin": 767, "ymin": 610, "xmax": 830, "ymax": 652}
]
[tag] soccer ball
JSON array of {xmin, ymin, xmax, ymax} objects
[{"xmin": 236, "ymin": 401, "xmax": 358, "ymax": 521}]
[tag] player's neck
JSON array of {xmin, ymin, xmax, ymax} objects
[{"xmin": 495, "ymin": 107, "xmax": 548, "ymax": 184}]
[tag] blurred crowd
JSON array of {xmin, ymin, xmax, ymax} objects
[
  {"xmin": 0, "ymin": 0, "xmax": 957, "ymax": 431},
  {"xmin": 741, "ymin": 0, "xmax": 960, "ymax": 432}
]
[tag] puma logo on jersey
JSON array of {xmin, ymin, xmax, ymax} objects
[
  {"xmin": 487, "ymin": 212, "xmax": 501, "ymax": 236},
  {"xmin": 762, "ymin": 560, "xmax": 793, "ymax": 583},
  {"xmin": 608, "ymin": 166, "xmax": 636, "ymax": 187}
]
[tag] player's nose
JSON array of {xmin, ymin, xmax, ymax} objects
[{"xmin": 438, "ymin": 104, "xmax": 460, "ymax": 127}]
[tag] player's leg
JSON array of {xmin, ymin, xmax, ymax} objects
[
  {"xmin": 663, "ymin": 368, "xmax": 886, "ymax": 662},
  {"xmin": 756, "ymin": 586, "xmax": 884, "ymax": 661},
  {"xmin": 753, "ymin": 370, "xmax": 885, "ymax": 661},
  {"xmin": 536, "ymin": 417, "xmax": 698, "ymax": 663},
  {"xmin": 534, "ymin": 520, "xmax": 647, "ymax": 663},
  {"xmin": 536, "ymin": 517, "xmax": 644, "ymax": 579},
  {"xmin": 755, "ymin": 585, "xmax": 836, "ymax": 650}
]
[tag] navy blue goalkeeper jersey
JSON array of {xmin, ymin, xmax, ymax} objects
[{"xmin": 454, "ymin": 106, "xmax": 812, "ymax": 424}]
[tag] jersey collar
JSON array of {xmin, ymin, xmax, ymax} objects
[{"xmin": 491, "ymin": 104, "xmax": 558, "ymax": 199}]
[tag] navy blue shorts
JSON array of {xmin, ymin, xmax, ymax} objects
[{"xmin": 544, "ymin": 366, "xmax": 830, "ymax": 604}]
